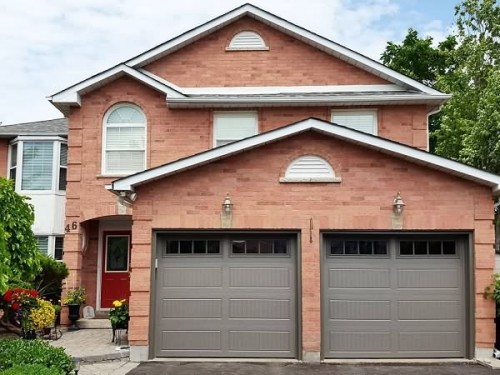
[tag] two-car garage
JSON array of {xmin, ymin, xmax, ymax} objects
[{"xmin": 154, "ymin": 232, "xmax": 468, "ymax": 359}]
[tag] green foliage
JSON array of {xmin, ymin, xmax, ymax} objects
[
  {"xmin": 109, "ymin": 299, "xmax": 129, "ymax": 326},
  {"xmin": 484, "ymin": 273, "xmax": 500, "ymax": 316},
  {"xmin": 62, "ymin": 287, "xmax": 86, "ymax": 305},
  {"xmin": 0, "ymin": 364, "xmax": 63, "ymax": 375},
  {"xmin": 34, "ymin": 255, "xmax": 69, "ymax": 304},
  {"xmin": 0, "ymin": 339, "xmax": 73, "ymax": 374},
  {"xmin": 436, "ymin": 0, "xmax": 500, "ymax": 173},
  {"xmin": 0, "ymin": 224, "xmax": 8, "ymax": 293},
  {"xmin": 0, "ymin": 178, "xmax": 40, "ymax": 292}
]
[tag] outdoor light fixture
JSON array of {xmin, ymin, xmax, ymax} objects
[
  {"xmin": 222, "ymin": 193, "xmax": 233, "ymax": 213},
  {"xmin": 392, "ymin": 192, "xmax": 405, "ymax": 215},
  {"xmin": 73, "ymin": 357, "xmax": 81, "ymax": 375}
]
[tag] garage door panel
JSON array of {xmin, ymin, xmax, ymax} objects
[
  {"xmin": 229, "ymin": 267, "xmax": 290, "ymax": 288},
  {"xmin": 229, "ymin": 298, "xmax": 291, "ymax": 319},
  {"xmin": 229, "ymin": 331, "xmax": 291, "ymax": 352},
  {"xmin": 329, "ymin": 269, "xmax": 390, "ymax": 288},
  {"xmin": 323, "ymin": 235, "xmax": 466, "ymax": 359},
  {"xmin": 398, "ymin": 300, "xmax": 460, "ymax": 320},
  {"xmin": 162, "ymin": 330, "xmax": 222, "ymax": 351},
  {"xmin": 162, "ymin": 267, "xmax": 223, "ymax": 287},
  {"xmin": 397, "ymin": 269, "xmax": 459, "ymax": 288},
  {"xmin": 162, "ymin": 298, "xmax": 222, "ymax": 318},
  {"xmin": 329, "ymin": 300, "xmax": 391, "ymax": 320}
]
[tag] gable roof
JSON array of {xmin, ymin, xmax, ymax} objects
[
  {"xmin": 109, "ymin": 118, "xmax": 500, "ymax": 195},
  {"xmin": 0, "ymin": 118, "xmax": 68, "ymax": 138},
  {"xmin": 49, "ymin": 4, "xmax": 448, "ymax": 115}
]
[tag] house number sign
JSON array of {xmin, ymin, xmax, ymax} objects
[{"xmin": 65, "ymin": 221, "xmax": 78, "ymax": 233}]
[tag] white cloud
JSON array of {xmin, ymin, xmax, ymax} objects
[{"xmin": 0, "ymin": 0, "xmax": 452, "ymax": 124}]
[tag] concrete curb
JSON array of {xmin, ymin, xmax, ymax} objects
[{"xmin": 79, "ymin": 348, "xmax": 130, "ymax": 364}]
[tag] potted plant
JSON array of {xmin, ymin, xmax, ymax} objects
[
  {"xmin": 63, "ymin": 287, "xmax": 86, "ymax": 331},
  {"xmin": 109, "ymin": 299, "xmax": 129, "ymax": 343},
  {"xmin": 484, "ymin": 273, "xmax": 500, "ymax": 358}
]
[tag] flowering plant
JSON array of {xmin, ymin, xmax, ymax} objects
[
  {"xmin": 62, "ymin": 287, "xmax": 86, "ymax": 305},
  {"xmin": 109, "ymin": 299, "xmax": 129, "ymax": 326},
  {"xmin": 1, "ymin": 288, "xmax": 39, "ymax": 330},
  {"xmin": 29, "ymin": 299, "xmax": 56, "ymax": 329}
]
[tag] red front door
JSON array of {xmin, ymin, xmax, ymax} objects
[{"xmin": 101, "ymin": 231, "xmax": 131, "ymax": 308}]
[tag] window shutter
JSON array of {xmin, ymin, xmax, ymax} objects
[
  {"xmin": 332, "ymin": 111, "xmax": 377, "ymax": 134},
  {"xmin": 22, "ymin": 142, "xmax": 54, "ymax": 190}
]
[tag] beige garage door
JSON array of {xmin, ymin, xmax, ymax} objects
[{"xmin": 155, "ymin": 233, "xmax": 297, "ymax": 358}]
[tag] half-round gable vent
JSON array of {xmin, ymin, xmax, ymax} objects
[
  {"xmin": 227, "ymin": 31, "xmax": 268, "ymax": 51},
  {"xmin": 280, "ymin": 155, "xmax": 341, "ymax": 183}
]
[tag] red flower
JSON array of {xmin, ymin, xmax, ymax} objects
[
  {"xmin": 3, "ymin": 290, "xmax": 13, "ymax": 303},
  {"xmin": 11, "ymin": 303, "xmax": 20, "ymax": 311}
]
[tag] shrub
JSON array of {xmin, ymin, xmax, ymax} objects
[
  {"xmin": 34, "ymin": 255, "xmax": 69, "ymax": 305},
  {"xmin": 0, "ymin": 339, "xmax": 73, "ymax": 374},
  {"xmin": 0, "ymin": 364, "xmax": 63, "ymax": 375}
]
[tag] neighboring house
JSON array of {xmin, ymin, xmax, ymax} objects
[
  {"xmin": 14, "ymin": 3, "xmax": 499, "ymax": 362},
  {"xmin": 0, "ymin": 119, "xmax": 68, "ymax": 259}
]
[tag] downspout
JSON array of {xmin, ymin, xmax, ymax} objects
[{"xmin": 426, "ymin": 105, "xmax": 443, "ymax": 152}]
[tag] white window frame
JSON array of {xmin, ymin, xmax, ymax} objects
[
  {"xmin": 102, "ymin": 103, "xmax": 147, "ymax": 176},
  {"xmin": 8, "ymin": 136, "xmax": 67, "ymax": 194},
  {"xmin": 35, "ymin": 235, "xmax": 64, "ymax": 260},
  {"xmin": 331, "ymin": 109, "xmax": 378, "ymax": 135},
  {"xmin": 213, "ymin": 111, "xmax": 258, "ymax": 148}
]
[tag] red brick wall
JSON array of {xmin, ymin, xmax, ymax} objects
[
  {"xmin": 127, "ymin": 131, "xmax": 494, "ymax": 352},
  {"xmin": 145, "ymin": 17, "xmax": 390, "ymax": 87},
  {"xmin": 0, "ymin": 139, "xmax": 9, "ymax": 177}
]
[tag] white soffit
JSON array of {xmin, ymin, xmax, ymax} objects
[{"xmin": 110, "ymin": 118, "xmax": 500, "ymax": 194}]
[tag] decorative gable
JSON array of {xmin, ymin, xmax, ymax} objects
[{"xmin": 226, "ymin": 31, "xmax": 268, "ymax": 51}]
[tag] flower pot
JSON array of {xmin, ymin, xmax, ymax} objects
[
  {"xmin": 21, "ymin": 328, "xmax": 37, "ymax": 340},
  {"xmin": 67, "ymin": 304, "xmax": 81, "ymax": 331}
]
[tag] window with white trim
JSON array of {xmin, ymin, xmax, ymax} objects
[
  {"xmin": 103, "ymin": 104, "xmax": 146, "ymax": 175},
  {"xmin": 8, "ymin": 138, "xmax": 67, "ymax": 192},
  {"xmin": 213, "ymin": 111, "xmax": 258, "ymax": 147},
  {"xmin": 280, "ymin": 155, "xmax": 341, "ymax": 183},
  {"xmin": 226, "ymin": 31, "xmax": 268, "ymax": 51},
  {"xmin": 331, "ymin": 110, "xmax": 378, "ymax": 135},
  {"xmin": 35, "ymin": 235, "xmax": 64, "ymax": 260}
]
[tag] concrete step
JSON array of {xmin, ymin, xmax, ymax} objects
[{"xmin": 77, "ymin": 318, "xmax": 111, "ymax": 329}]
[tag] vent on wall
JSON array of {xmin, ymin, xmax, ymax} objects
[
  {"xmin": 280, "ymin": 155, "xmax": 342, "ymax": 183},
  {"xmin": 226, "ymin": 31, "xmax": 269, "ymax": 51}
]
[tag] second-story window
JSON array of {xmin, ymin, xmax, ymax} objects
[
  {"xmin": 213, "ymin": 111, "xmax": 258, "ymax": 147},
  {"xmin": 8, "ymin": 138, "xmax": 67, "ymax": 192},
  {"xmin": 331, "ymin": 110, "xmax": 378, "ymax": 135},
  {"xmin": 103, "ymin": 104, "xmax": 146, "ymax": 175}
]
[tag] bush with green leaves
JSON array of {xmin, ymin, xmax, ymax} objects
[
  {"xmin": 34, "ymin": 255, "xmax": 69, "ymax": 305},
  {"xmin": 0, "ymin": 364, "xmax": 63, "ymax": 375},
  {"xmin": 0, "ymin": 339, "xmax": 73, "ymax": 374}
]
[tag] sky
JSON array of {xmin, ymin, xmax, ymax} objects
[{"xmin": 0, "ymin": 0, "xmax": 460, "ymax": 125}]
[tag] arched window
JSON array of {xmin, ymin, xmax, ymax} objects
[
  {"xmin": 103, "ymin": 104, "xmax": 146, "ymax": 175},
  {"xmin": 226, "ymin": 31, "xmax": 268, "ymax": 51},
  {"xmin": 280, "ymin": 155, "xmax": 341, "ymax": 183}
]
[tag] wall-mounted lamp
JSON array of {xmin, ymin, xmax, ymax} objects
[
  {"xmin": 222, "ymin": 193, "xmax": 233, "ymax": 213},
  {"xmin": 392, "ymin": 192, "xmax": 405, "ymax": 215}
]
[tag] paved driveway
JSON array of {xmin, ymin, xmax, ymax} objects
[{"xmin": 126, "ymin": 362, "xmax": 496, "ymax": 375}]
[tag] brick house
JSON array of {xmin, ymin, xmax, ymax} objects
[{"xmin": 38, "ymin": 3, "xmax": 500, "ymax": 361}]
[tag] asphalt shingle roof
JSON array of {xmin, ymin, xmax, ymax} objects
[{"xmin": 0, "ymin": 118, "xmax": 68, "ymax": 138}]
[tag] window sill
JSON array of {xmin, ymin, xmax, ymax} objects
[{"xmin": 279, "ymin": 177, "xmax": 342, "ymax": 183}]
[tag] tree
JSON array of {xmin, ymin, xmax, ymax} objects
[
  {"xmin": 380, "ymin": 29, "xmax": 456, "ymax": 151},
  {"xmin": 435, "ymin": 0, "xmax": 500, "ymax": 173},
  {"xmin": 0, "ymin": 177, "xmax": 40, "ymax": 293}
]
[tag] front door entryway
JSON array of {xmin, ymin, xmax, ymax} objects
[{"xmin": 101, "ymin": 231, "xmax": 131, "ymax": 308}]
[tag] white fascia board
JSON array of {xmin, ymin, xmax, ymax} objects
[
  {"xmin": 138, "ymin": 69, "xmax": 185, "ymax": 93},
  {"xmin": 111, "ymin": 118, "xmax": 500, "ymax": 193},
  {"xmin": 49, "ymin": 65, "xmax": 185, "ymax": 105},
  {"xmin": 167, "ymin": 94, "xmax": 451, "ymax": 108},
  {"xmin": 126, "ymin": 4, "xmax": 442, "ymax": 95}
]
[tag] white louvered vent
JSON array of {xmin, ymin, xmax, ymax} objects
[
  {"xmin": 227, "ymin": 31, "xmax": 268, "ymax": 51},
  {"xmin": 280, "ymin": 155, "xmax": 341, "ymax": 183}
]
